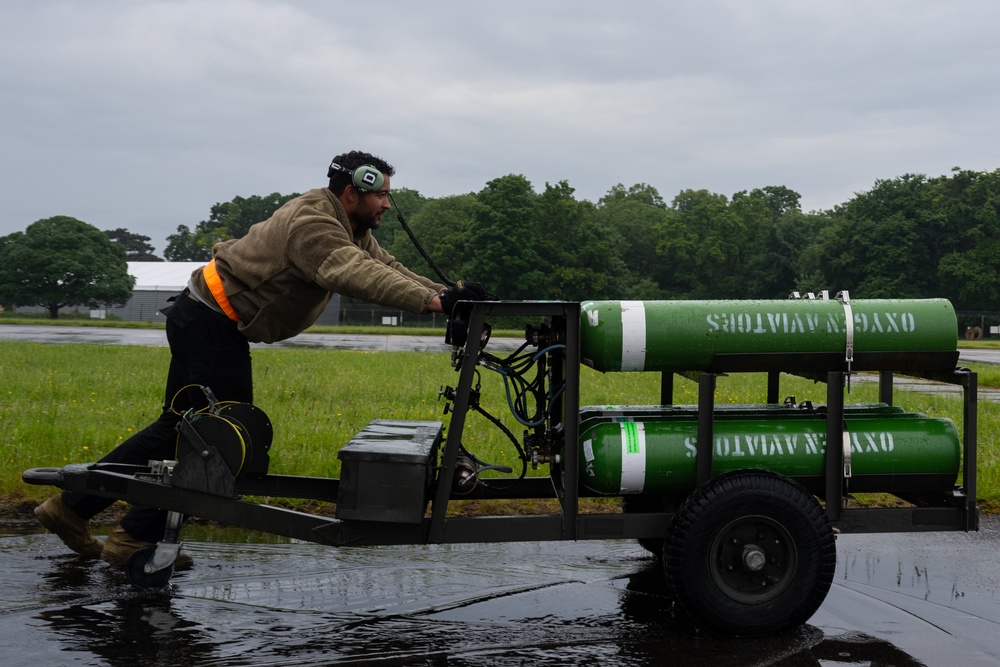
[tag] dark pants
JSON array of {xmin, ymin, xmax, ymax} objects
[{"xmin": 62, "ymin": 291, "xmax": 252, "ymax": 542}]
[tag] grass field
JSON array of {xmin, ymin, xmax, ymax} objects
[{"xmin": 3, "ymin": 339, "xmax": 997, "ymax": 512}]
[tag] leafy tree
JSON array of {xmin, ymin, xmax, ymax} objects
[
  {"xmin": 593, "ymin": 183, "xmax": 671, "ymax": 297},
  {"xmin": 738, "ymin": 185, "xmax": 801, "ymax": 217},
  {"xmin": 599, "ymin": 182, "xmax": 667, "ymax": 209},
  {"xmin": 105, "ymin": 228, "xmax": 163, "ymax": 261},
  {"xmin": 373, "ymin": 187, "xmax": 429, "ymax": 257},
  {"xmin": 164, "ymin": 192, "xmax": 301, "ymax": 260},
  {"xmin": 134, "ymin": 166, "xmax": 1000, "ymax": 310},
  {"xmin": 934, "ymin": 168, "xmax": 1000, "ymax": 309},
  {"xmin": 465, "ymin": 174, "xmax": 544, "ymax": 300},
  {"xmin": 657, "ymin": 189, "xmax": 751, "ymax": 298},
  {"xmin": 535, "ymin": 181, "xmax": 624, "ymax": 300},
  {"xmin": 729, "ymin": 186, "xmax": 817, "ymax": 298},
  {"xmin": 777, "ymin": 209, "xmax": 835, "ymax": 295},
  {"xmin": 0, "ymin": 216, "xmax": 135, "ymax": 318},
  {"xmin": 162, "ymin": 224, "xmax": 204, "ymax": 262},
  {"xmin": 809, "ymin": 174, "xmax": 943, "ymax": 298}
]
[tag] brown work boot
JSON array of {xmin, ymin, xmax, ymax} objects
[
  {"xmin": 101, "ymin": 527, "xmax": 193, "ymax": 571},
  {"xmin": 34, "ymin": 494, "xmax": 104, "ymax": 559}
]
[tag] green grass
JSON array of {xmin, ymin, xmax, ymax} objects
[
  {"xmin": 960, "ymin": 339, "xmax": 1000, "ymax": 349},
  {"xmin": 965, "ymin": 362, "xmax": 1000, "ymax": 388},
  {"xmin": 3, "ymin": 341, "xmax": 997, "ymax": 511}
]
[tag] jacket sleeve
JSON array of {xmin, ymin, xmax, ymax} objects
[
  {"xmin": 363, "ymin": 234, "xmax": 448, "ymax": 293},
  {"xmin": 287, "ymin": 209, "xmax": 440, "ymax": 313}
]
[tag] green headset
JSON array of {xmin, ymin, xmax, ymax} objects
[{"xmin": 327, "ymin": 161, "xmax": 385, "ymax": 192}]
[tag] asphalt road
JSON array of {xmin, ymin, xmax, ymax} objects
[
  {"xmin": 0, "ymin": 324, "xmax": 525, "ymax": 352},
  {"xmin": 2, "ymin": 323, "xmax": 999, "ymax": 361}
]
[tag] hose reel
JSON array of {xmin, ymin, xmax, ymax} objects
[{"xmin": 170, "ymin": 386, "xmax": 273, "ymax": 495}]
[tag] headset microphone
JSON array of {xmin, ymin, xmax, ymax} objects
[{"xmin": 388, "ymin": 193, "xmax": 456, "ymax": 288}]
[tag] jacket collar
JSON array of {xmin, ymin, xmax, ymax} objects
[{"xmin": 321, "ymin": 187, "xmax": 370, "ymax": 245}]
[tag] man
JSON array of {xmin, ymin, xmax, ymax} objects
[{"xmin": 34, "ymin": 150, "xmax": 491, "ymax": 568}]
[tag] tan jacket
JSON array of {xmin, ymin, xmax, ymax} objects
[{"xmin": 190, "ymin": 188, "xmax": 444, "ymax": 343}]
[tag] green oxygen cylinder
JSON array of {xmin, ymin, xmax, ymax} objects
[
  {"xmin": 579, "ymin": 299, "xmax": 958, "ymax": 372},
  {"xmin": 579, "ymin": 408, "xmax": 961, "ymax": 496}
]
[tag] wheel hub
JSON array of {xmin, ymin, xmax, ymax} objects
[
  {"xmin": 710, "ymin": 515, "xmax": 797, "ymax": 603},
  {"xmin": 742, "ymin": 544, "xmax": 767, "ymax": 572}
]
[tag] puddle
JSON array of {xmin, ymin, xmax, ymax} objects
[{"xmin": 3, "ymin": 519, "xmax": 1000, "ymax": 666}]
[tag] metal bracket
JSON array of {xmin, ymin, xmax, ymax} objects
[
  {"xmin": 146, "ymin": 510, "xmax": 185, "ymax": 575},
  {"xmin": 838, "ymin": 290, "xmax": 855, "ymax": 390},
  {"xmin": 843, "ymin": 427, "xmax": 852, "ymax": 481},
  {"xmin": 171, "ymin": 416, "xmax": 236, "ymax": 497}
]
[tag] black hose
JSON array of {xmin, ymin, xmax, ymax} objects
[{"xmin": 388, "ymin": 193, "xmax": 456, "ymax": 287}]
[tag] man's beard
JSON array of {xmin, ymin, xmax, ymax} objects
[{"xmin": 355, "ymin": 211, "xmax": 382, "ymax": 233}]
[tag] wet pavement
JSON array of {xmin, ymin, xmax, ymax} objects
[
  {"xmin": 2, "ymin": 518, "xmax": 999, "ymax": 666},
  {"xmin": 0, "ymin": 321, "xmax": 994, "ymax": 361},
  {"xmin": 0, "ymin": 325, "xmax": 525, "ymax": 353},
  {"xmin": 956, "ymin": 348, "xmax": 1000, "ymax": 366}
]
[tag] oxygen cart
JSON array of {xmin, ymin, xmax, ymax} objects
[{"xmin": 23, "ymin": 296, "xmax": 979, "ymax": 636}]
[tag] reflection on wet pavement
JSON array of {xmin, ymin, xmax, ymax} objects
[
  {"xmin": 0, "ymin": 325, "xmax": 525, "ymax": 354},
  {"xmin": 3, "ymin": 521, "xmax": 1000, "ymax": 666}
]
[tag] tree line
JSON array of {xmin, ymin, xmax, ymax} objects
[
  {"xmin": 2, "ymin": 167, "xmax": 999, "ymax": 318},
  {"xmin": 163, "ymin": 166, "xmax": 1000, "ymax": 312}
]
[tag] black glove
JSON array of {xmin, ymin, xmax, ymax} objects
[{"xmin": 439, "ymin": 280, "xmax": 497, "ymax": 315}]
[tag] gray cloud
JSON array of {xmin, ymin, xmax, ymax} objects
[{"xmin": 2, "ymin": 0, "xmax": 999, "ymax": 254}]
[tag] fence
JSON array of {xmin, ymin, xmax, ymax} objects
[{"xmin": 338, "ymin": 302, "xmax": 448, "ymax": 329}]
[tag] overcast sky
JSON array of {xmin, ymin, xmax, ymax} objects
[{"xmin": 3, "ymin": 1, "xmax": 999, "ymax": 254}]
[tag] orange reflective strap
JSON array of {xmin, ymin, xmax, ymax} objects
[{"xmin": 203, "ymin": 258, "xmax": 240, "ymax": 322}]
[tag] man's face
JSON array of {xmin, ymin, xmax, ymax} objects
[{"xmin": 352, "ymin": 175, "xmax": 392, "ymax": 232}]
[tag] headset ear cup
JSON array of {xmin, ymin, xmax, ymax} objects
[{"xmin": 352, "ymin": 165, "xmax": 384, "ymax": 192}]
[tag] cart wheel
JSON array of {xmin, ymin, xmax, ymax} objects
[
  {"xmin": 125, "ymin": 546, "xmax": 174, "ymax": 589},
  {"xmin": 664, "ymin": 469, "xmax": 836, "ymax": 635}
]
